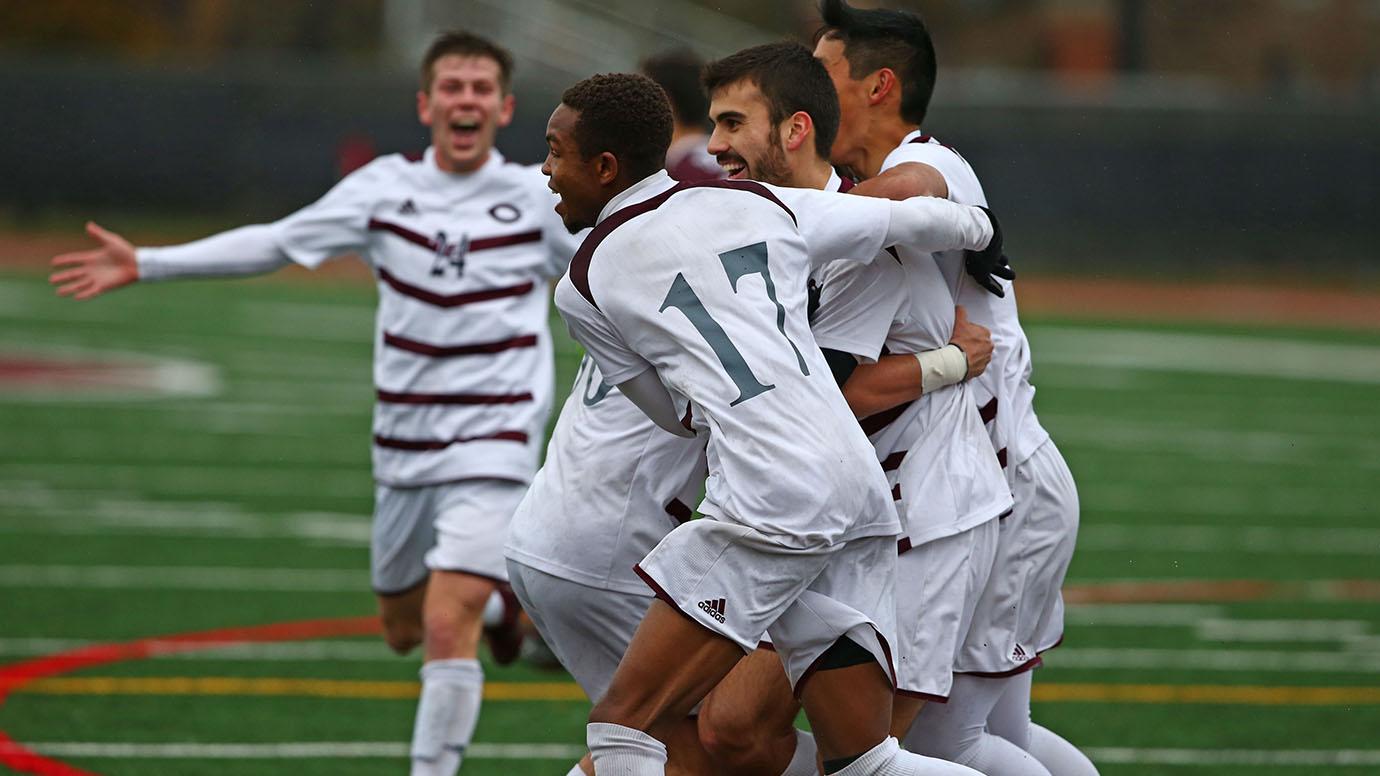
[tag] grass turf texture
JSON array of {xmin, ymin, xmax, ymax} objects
[{"xmin": 1, "ymin": 269, "xmax": 1378, "ymax": 775}]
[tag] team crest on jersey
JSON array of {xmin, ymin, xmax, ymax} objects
[
  {"xmin": 429, "ymin": 230, "xmax": 469, "ymax": 277},
  {"xmin": 398, "ymin": 198, "xmax": 418, "ymax": 215},
  {"xmin": 488, "ymin": 203, "xmax": 521, "ymax": 223}
]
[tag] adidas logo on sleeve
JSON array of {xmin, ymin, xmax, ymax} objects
[{"xmin": 698, "ymin": 598, "xmax": 727, "ymax": 623}]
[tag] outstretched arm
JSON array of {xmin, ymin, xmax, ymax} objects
[{"xmin": 50, "ymin": 221, "xmax": 290, "ymax": 300}]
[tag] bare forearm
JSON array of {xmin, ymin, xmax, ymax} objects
[{"xmin": 842, "ymin": 355, "xmax": 922, "ymax": 418}]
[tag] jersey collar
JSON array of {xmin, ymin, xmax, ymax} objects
[
  {"xmin": 596, "ymin": 170, "xmax": 676, "ymax": 226},
  {"xmin": 420, "ymin": 146, "xmax": 506, "ymax": 185}
]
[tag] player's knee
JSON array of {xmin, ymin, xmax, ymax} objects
[
  {"xmin": 697, "ymin": 709, "xmax": 773, "ymax": 769},
  {"xmin": 380, "ymin": 616, "xmax": 424, "ymax": 655}
]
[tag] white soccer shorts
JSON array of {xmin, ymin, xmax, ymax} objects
[
  {"xmin": 956, "ymin": 439, "xmax": 1079, "ymax": 675},
  {"xmin": 634, "ymin": 517, "xmax": 898, "ymax": 694},
  {"xmin": 371, "ymin": 478, "xmax": 528, "ymax": 594},
  {"xmin": 894, "ymin": 517, "xmax": 999, "ymax": 700},
  {"xmin": 507, "ymin": 559, "xmax": 652, "ymax": 702}
]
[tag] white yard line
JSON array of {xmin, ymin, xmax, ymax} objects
[
  {"xmin": 1028, "ymin": 326, "xmax": 1380, "ymax": 385},
  {"xmin": 0, "ymin": 565, "xmax": 367, "ymax": 592},
  {"xmin": 1078, "ymin": 524, "xmax": 1380, "ymax": 555},
  {"xmin": 1083, "ymin": 747, "xmax": 1380, "ymax": 767},
  {"xmin": 1063, "ymin": 604, "xmax": 1226, "ymax": 626},
  {"xmin": 1051, "ymin": 647, "xmax": 1380, "ymax": 673},
  {"xmin": 1197, "ymin": 619, "xmax": 1371, "ymax": 642}
]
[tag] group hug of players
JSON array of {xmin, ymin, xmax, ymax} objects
[{"xmin": 49, "ymin": 2, "xmax": 1097, "ymax": 775}]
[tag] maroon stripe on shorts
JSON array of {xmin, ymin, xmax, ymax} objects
[
  {"xmin": 997, "ymin": 447, "xmax": 1008, "ymax": 469},
  {"xmin": 377, "ymin": 269, "xmax": 535, "ymax": 309},
  {"xmin": 383, "ymin": 332, "xmax": 539, "ymax": 357},
  {"xmin": 633, "ymin": 563, "xmax": 700, "ymax": 626},
  {"xmin": 664, "ymin": 499, "xmax": 693, "ymax": 524},
  {"xmin": 891, "ymin": 484, "xmax": 902, "ymax": 501},
  {"xmin": 860, "ymin": 401, "xmax": 912, "ymax": 437},
  {"xmin": 958, "ymin": 656, "xmax": 1043, "ymax": 679},
  {"xmin": 897, "ymin": 537, "xmax": 913, "ymax": 555},
  {"xmin": 896, "ymin": 688, "xmax": 950, "ymax": 703},
  {"xmin": 372, "ymin": 430, "xmax": 529, "ymax": 451},
  {"xmin": 376, "ymin": 389, "xmax": 532, "ymax": 405},
  {"xmin": 881, "ymin": 451, "xmax": 906, "ymax": 472},
  {"xmin": 469, "ymin": 230, "xmax": 542, "ymax": 252},
  {"xmin": 998, "ymin": 508, "xmax": 1014, "ymax": 521},
  {"xmin": 979, "ymin": 397, "xmax": 998, "ymax": 424}
]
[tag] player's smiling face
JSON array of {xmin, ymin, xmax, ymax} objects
[
  {"xmin": 706, "ymin": 80, "xmax": 792, "ymax": 187},
  {"xmin": 813, "ymin": 36, "xmax": 870, "ymax": 172},
  {"xmin": 542, "ymin": 104, "xmax": 610, "ymax": 233},
  {"xmin": 418, "ymin": 54, "xmax": 515, "ymax": 174}
]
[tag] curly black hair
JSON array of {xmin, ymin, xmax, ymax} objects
[
  {"xmin": 641, "ymin": 48, "xmax": 710, "ymax": 128},
  {"xmin": 561, "ymin": 73, "xmax": 674, "ymax": 182},
  {"xmin": 816, "ymin": 0, "xmax": 937, "ymax": 127},
  {"xmin": 702, "ymin": 41, "xmax": 840, "ymax": 160}
]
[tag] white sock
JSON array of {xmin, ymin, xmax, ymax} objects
[
  {"xmin": 410, "ymin": 658, "xmax": 483, "ymax": 776},
  {"xmin": 565, "ymin": 762, "xmax": 589, "ymax": 776},
  {"xmin": 833, "ymin": 737, "xmax": 982, "ymax": 775},
  {"xmin": 1028, "ymin": 724, "xmax": 1100, "ymax": 776},
  {"xmin": 907, "ymin": 675, "xmax": 1050, "ymax": 776},
  {"xmin": 481, "ymin": 590, "xmax": 505, "ymax": 627},
  {"xmin": 587, "ymin": 721, "xmax": 667, "ymax": 776},
  {"xmin": 782, "ymin": 728, "xmax": 819, "ymax": 776}
]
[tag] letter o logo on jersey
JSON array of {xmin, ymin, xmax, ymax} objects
[{"xmin": 489, "ymin": 203, "xmax": 521, "ymax": 223}]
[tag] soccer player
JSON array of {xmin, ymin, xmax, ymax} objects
[
  {"xmin": 48, "ymin": 30, "xmax": 579, "ymax": 776},
  {"xmin": 545, "ymin": 72, "xmax": 998, "ymax": 776},
  {"xmin": 817, "ymin": 2, "xmax": 1097, "ymax": 774},
  {"xmin": 508, "ymin": 42, "xmax": 992, "ymax": 776},
  {"xmin": 694, "ymin": 40, "xmax": 1010, "ymax": 775},
  {"xmin": 642, "ymin": 48, "xmax": 725, "ymax": 183}
]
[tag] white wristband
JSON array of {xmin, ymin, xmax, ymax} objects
[{"xmin": 915, "ymin": 344, "xmax": 968, "ymax": 395}]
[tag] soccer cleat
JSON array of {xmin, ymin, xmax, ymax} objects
[{"xmin": 483, "ymin": 583, "xmax": 524, "ymax": 665}]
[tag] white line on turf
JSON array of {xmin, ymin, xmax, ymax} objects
[
  {"xmin": 1052, "ymin": 647, "xmax": 1380, "ymax": 673},
  {"xmin": 1078, "ymin": 524, "xmax": 1380, "ymax": 555},
  {"xmin": 1028, "ymin": 326, "xmax": 1380, "ymax": 385},
  {"xmin": 9, "ymin": 742, "xmax": 1380, "ymax": 766},
  {"xmin": 1063, "ymin": 604, "xmax": 1226, "ymax": 626},
  {"xmin": 1197, "ymin": 619, "xmax": 1371, "ymax": 642},
  {"xmin": 0, "ymin": 565, "xmax": 367, "ymax": 592}
]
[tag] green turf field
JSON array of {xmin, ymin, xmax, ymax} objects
[{"xmin": 1, "ymin": 268, "xmax": 1378, "ymax": 775}]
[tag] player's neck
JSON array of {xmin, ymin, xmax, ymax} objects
[
  {"xmin": 789, "ymin": 156, "xmax": 836, "ymax": 191},
  {"xmin": 856, "ymin": 114, "xmax": 918, "ymax": 180},
  {"xmin": 433, "ymin": 148, "xmax": 493, "ymax": 175}
]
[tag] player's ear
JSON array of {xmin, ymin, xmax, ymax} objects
[
  {"xmin": 496, "ymin": 92, "xmax": 516, "ymax": 128},
  {"xmin": 868, "ymin": 68, "xmax": 897, "ymax": 107},
  {"xmin": 416, "ymin": 90, "xmax": 432, "ymax": 127},
  {"xmin": 783, "ymin": 111, "xmax": 814, "ymax": 153},
  {"xmin": 596, "ymin": 151, "xmax": 619, "ymax": 186}
]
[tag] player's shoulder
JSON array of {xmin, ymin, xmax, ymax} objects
[{"xmin": 884, "ymin": 133, "xmax": 986, "ymax": 204}]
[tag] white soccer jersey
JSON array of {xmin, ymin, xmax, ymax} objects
[
  {"xmin": 554, "ymin": 171, "xmax": 990, "ymax": 548},
  {"xmin": 882, "ymin": 132, "xmax": 1050, "ymax": 470},
  {"xmin": 505, "ymin": 354, "xmax": 708, "ymax": 595},
  {"xmin": 811, "ymin": 173, "xmax": 1011, "ymax": 548},
  {"xmin": 267, "ymin": 148, "xmax": 577, "ymax": 486}
]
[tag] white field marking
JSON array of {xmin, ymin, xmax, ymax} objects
[
  {"xmin": 0, "ymin": 638, "xmax": 399, "ymax": 662},
  {"xmin": 0, "ymin": 350, "xmax": 222, "ymax": 403},
  {"xmin": 0, "ymin": 506, "xmax": 372, "ymax": 546},
  {"xmin": 238, "ymin": 301, "xmax": 375, "ymax": 343},
  {"xmin": 1082, "ymin": 482, "xmax": 1377, "ymax": 520},
  {"xmin": 0, "ymin": 565, "xmax": 367, "ymax": 592},
  {"xmin": 0, "ymin": 463, "xmax": 363, "ymax": 498},
  {"xmin": 1063, "ymin": 603, "xmax": 1225, "ymax": 626},
  {"xmin": 1197, "ymin": 618, "xmax": 1371, "ymax": 642},
  {"xmin": 1052, "ymin": 648, "xmax": 1380, "ymax": 673},
  {"xmin": 1028, "ymin": 325, "xmax": 1380, "ymax": 385},
  {"xmin": 1042, "ymin": 415, "xmax": 1380, "ymax": 471},
  {"xmin": 1083, "ymin": 747, "xmax": 1380, "ymax": 767},
  {"xmin": 8, "ymin": 741, "xmax": 585, "ymax": 760},
  {"xmin": 1078, "ymin": 524, "xmax": 1380, "ymax": 555}
]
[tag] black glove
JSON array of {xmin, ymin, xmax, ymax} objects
[{"xmin": 965, "ymin": 206, "xmax": 1015, "ymax": 298}]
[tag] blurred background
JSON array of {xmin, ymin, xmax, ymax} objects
[
  {"xmin": 1, "ymin": 0, "xmax": 1377, "ymax": 276},
  {"xmin": 2, "ymin": 3, "xmax": 1379, "ymax": 775}
]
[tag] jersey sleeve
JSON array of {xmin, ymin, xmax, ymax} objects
[
  {"xmin": 270, "ymin": 157, "xmax": 393, "ymax": 269},
  {"xmin": 883, "ymin": 142, "xmax": 988, "ymax": 207},
  {"xmin": 810, "ymin": 257, "xmax": 907, "ymax": 363},
  {"xmin": 770, "ymin": 186, "xmax": 892, "ymax": 271},
  {"xmin": 554, "ymin": 275, "xmax": 653, "ymax": 386}
]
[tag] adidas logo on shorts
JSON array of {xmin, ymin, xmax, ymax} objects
[
  {"xmin": 1012, "ymin": 643, "xmax": 1030, "ymax": 662},
  {"xmin": 698, "ymin": 598, "xmax": 727, "ymax": 623},
  {"xmin": 398, "ymin": 198, "xmax": 418, "ymax": 215}
]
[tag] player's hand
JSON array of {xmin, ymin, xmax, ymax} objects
[
  {"xmin": 949, "ymin": 305, "xmax": 992, "ymax": 380},
  {"xmin": 964, "ymin": 207, "xmax": 1015, "ymax": 298},
  {"xmin": 49, "ymin": 222, "xmax": 139, "ymax": 300}
]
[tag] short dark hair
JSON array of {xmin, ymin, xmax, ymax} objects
[
  {"xmin": 420, "ymin": 30, "xmax": 515, "ymax": 93},
  {"xmin": 702, "ymin": 41, "xmax": 840, "ymax": 160},
  {"xmin": 641, "ymin": 48, "xmax": 710, "ymax": 128},
  {"xmin": 561, "ymin": 73, "xmax": 674, "ymax": 181},
  {"xmin": 816, "ymin": 0, "xmax": 937, "ymax": 126}
]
